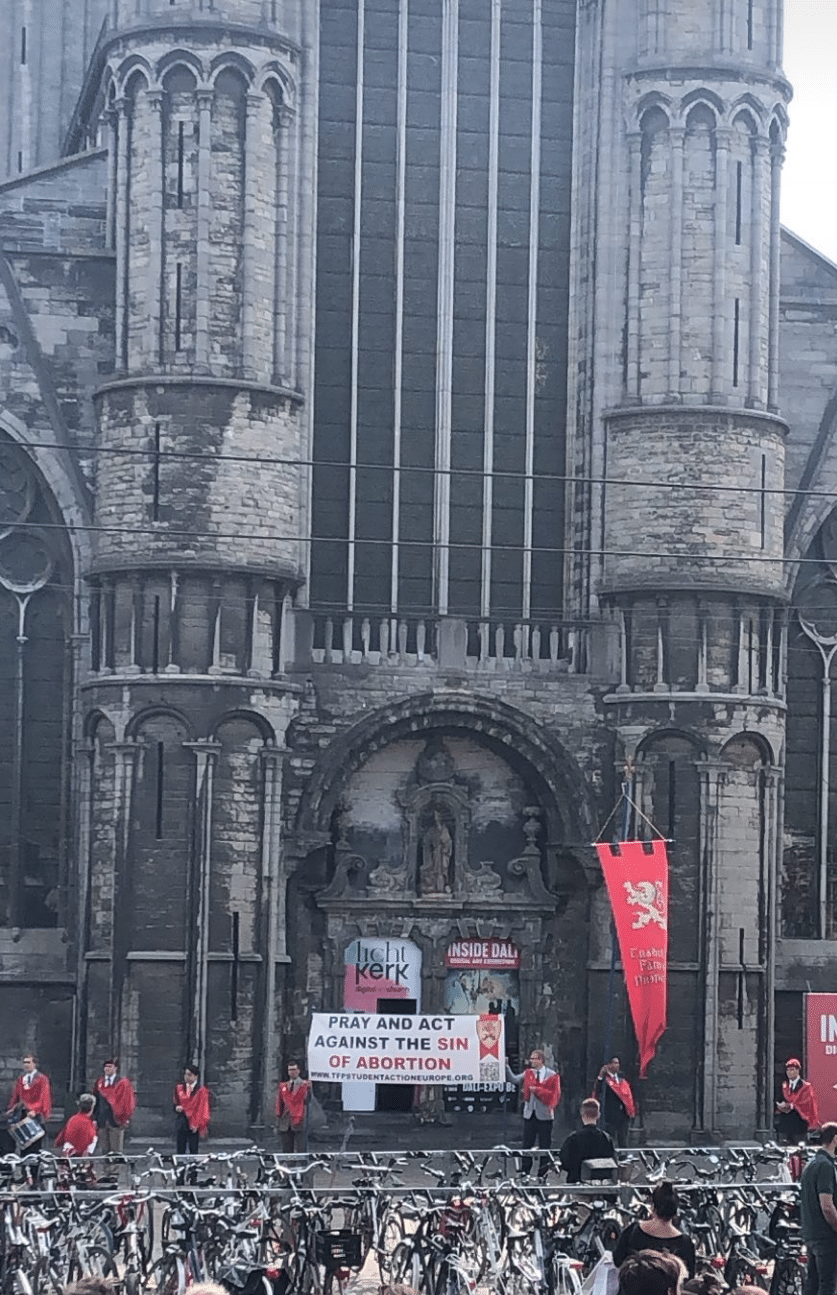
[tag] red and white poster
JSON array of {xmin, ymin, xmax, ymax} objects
[
  {"xmin": 343, "ymin": 937, "xmax": 422, "ymax": 1009},
  {"xmin": 806, "ymin": 992, "xmax": 837, "ymax": 1124},
  {"xmin": 596, "ymin": 839, "xmax": 669, "ymax": 1076}
]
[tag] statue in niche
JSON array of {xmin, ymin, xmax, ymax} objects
[{"xmin": 419, "ymin": 808, "xmax": 453, "ymax": 895}]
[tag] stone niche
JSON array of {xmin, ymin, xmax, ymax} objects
[{"xmin": 316, "ymin": 734, "xmax": 560, "ymax": 913}]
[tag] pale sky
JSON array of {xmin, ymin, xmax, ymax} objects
[{"xmin": 782, "ymin": 2, "xmax": 837, "ymax": 264}]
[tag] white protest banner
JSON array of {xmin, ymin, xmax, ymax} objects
[{"xmin": 307, "ymin": 1011, "xmax": 505, "ymax": 1084}]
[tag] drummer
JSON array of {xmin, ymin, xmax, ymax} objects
[{"xmin": 6, "ymin": 1053, "xmax": 52, "ymax": 1152}]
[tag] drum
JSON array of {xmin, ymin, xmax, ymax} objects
[{"xmin": 8, "ymin": 1117, "xmax": 43, "ymax": 1151}]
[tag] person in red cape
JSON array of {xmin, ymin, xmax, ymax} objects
[
  {"xmin": 6, "ymin": 1053, "xmax": 51, "ymax": 1152},
  {"xmin": 173, "ymin": 1064, "xmax": 210, "ymax": 1154},
  {"xmin": 506, "ymin": 1047, "xmax": 561, "ymax": 1180},
  {"xmin": 276, "ymin": 1061, "xmax": 312, "ymax": 1153},
  {"xmin": 775, "ymin": 1057, "xmax": 820, "ymax": 1144},
  {"xmin": 55, "ymin": 1094, "xmax": 97, "ymax": 1157},
  {"xmin": 595, "ymin": 1055, "xmax": 636, "ymax": 1147},
  {"xmin": 93, "ymin": 1058, "xmax": 136, "ymax": 1154}
]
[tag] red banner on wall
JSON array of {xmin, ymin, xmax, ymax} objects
[
  {"xmin": 806, "ymin": 993, "xmax": 837, "ymax": 1125},
  {"xmin": 595, "ymin": 840, "xmax": 669, "ymax": 1076}
]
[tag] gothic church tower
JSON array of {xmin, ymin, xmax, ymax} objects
[
  {"xmin": 81, "ymin": 0, "xmax": 311, "ymax": 1130},
  {"xmin": 568, "ymin": 0, "xmax": 790, "ymax": 1134}
]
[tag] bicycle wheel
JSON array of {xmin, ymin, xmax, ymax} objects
[
  {"xmin": 65, "ymin": 1246, "xmax": 118, "ymax": 1285},
  {"xmin": 549, "ymin": 1256, "xmax": 583, "ymax": 1295},
  {"xmin": 770, "ymin": 1259, "xmax": 804, "ymax": 1295},
  {"xmin": 390, "ymin": 1241, "xmax": 427, "ymax": 1291},
  {"xmin": 725, "ymin": 1255, "xmax": 768, "ymax": 1290},
  {"xmin": 31, "ymin": 1261, "xmax": 64, "ymax": 1295},
  {"xmin": 148, "ymin": 1254, "xmax": 187, "ymax": 1295}
]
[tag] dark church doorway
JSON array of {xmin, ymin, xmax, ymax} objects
[{"xmin": 375, "ymin": 997, "xmax": 416, "ymax": 1112}]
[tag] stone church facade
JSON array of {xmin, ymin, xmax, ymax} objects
[{"xmin": 0, "ymin": 0, "xmax": 833, "ymax": 1138}]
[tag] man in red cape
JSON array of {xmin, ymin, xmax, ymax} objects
[
  {"xmin": 595, "ymin": 1055, "xmax": 637, "ymax": 1147},
  {"xmin": 6, "ymin": 1053, "xmax": 51, "ymax": 1152},
  {"xmin": 94, "ymin": 1058, "xmax": 136, "ymax": 1154},
  {"xmin": 506, "ymin": 1047, "xmax": 561, "ymax": 1180},
  {"xmin": 55, "ymin": 1094, "xmax": 97, "ymax": 1157},
  {"xmin": 276, "ymin": 1061, "xmax": 312, "ymax": 1153},
  {"xmin": 173, "ymin": 1064, "xmax": 210, "ymax": 1154},
  {"xmin": 776, "ymin": 1057, "xmax": 820, "ymax": 1143}
]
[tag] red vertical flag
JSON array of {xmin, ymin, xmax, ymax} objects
[{"xmin": 595, "ymin": 840, "xmax": 669, "ymax": 1076}]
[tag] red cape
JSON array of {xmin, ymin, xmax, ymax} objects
[
  {"xmin": 55, "ymin": 1112, "xmax": 97, "ymax": 1157},
  {"xmin": 8, "ymin": 1073, "xmax": 51, "ymax": 1119},
  {"xmin": 523, "ymin": 1068, "xmax": 561, "ymax": 1112},
  {"xmin": 595, "ymin": 1073, "xmax": 637, "ymax": 1118},
  {"xmin": 782, "ymin": 1078, "xmax": 819, "ymax": 1128},
  {"xmin": 94, "ymin": 1075, "xmax": 136, "ymax": 1126},
  {"xmin": 174, "ymin": 1083, "xmax": 210, "ymax": 1136},
  {"xmin": 276, "ymin": 1079, "xmax": 310, "ymax": 1128}
]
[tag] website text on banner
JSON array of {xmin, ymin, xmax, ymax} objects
[
  {"xmin": 806, "ymin": 992, "xmax": 837, "ymax": 1125},
  {"xmin": 307, "ymin": 1012, "xmax": 505, "ymax": 1084},
  {"xmin": 595, "ymin": 839, "xmax": 669, "ymax": 1076}
]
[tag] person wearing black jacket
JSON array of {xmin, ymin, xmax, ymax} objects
[
  {"xmin": 558, "ymin": 1098, "xmax": 616, "ymax": 1183},
  {"xmin": 613, "ymin": 1180, "xmax": 696, "ymax": 1277}
]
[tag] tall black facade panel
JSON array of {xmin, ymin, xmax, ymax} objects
[{"xmin": 311, "ymin": 0, "xmax": 576, "ymax": 622}]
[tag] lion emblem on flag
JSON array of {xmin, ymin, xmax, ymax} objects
[{"xmin": 623, "ymin": 880, "xmax": 667, "ymax": 930}]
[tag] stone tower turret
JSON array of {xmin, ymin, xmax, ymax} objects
[
  {"xmin": 81, "ymin": 0, "xmax": 309, "ymax": 1129},
  {"xmin": 568, "ymin": 0, "xmax": 790, "ymax": 1136}
]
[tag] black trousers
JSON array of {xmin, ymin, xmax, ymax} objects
[
  {"xmin": 522, "ymin": 1115, "xmax": 553, "ymax": 1178},
  {"xmin": 804, "ymin": 1237, "xmax": 837, "ymax": 1295},
  {"xmin": 175, "ymin": 1114, "xmax": 200, "ymax": 1155},
  {"xmin": 604, "ymin": 1111, "xmax": 631, "ymax": 1148}
]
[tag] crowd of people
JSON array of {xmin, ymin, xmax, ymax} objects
[{"xmin": 2, "ymin": 1054, "xmax": 312, "ymax": 1158}]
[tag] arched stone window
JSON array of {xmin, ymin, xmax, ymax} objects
[{"xmin": 0, "ymin": 438, "xmax": 74, "ymax": 928}]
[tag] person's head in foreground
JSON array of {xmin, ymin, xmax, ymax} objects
[
  {"xmin": 619, "ymin": 1250, "xmax": 685, "ymax": 1295},
  {"xmin": 580, "ymin": 1098, "xmax": 600, "ymax": 1125}
]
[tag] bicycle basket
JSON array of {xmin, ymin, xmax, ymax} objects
[{"xmin": 315, "ymin": 1230, "xmax": 363, "ymax": 1267}]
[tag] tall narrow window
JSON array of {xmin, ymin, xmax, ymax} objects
[
  {"xmin": 174, "ymin": 263, "xmax": 183, "ymax": 351},
  {"xmin": 735, "ymin": 162, "xmax": 743, "ymax": 245},
  {"xmin": 152, "ymin": 421, "xmax": 161, "ymax": 521},
  {"xmin": 177, "ymin": 121, "xmax": 185, "ymax": 207},
  {"xmin": 20, "ymin": 27, "xmax": 26, "ymax": 64},
  {"xmin": 155, "ymin": 741, "xmax": 165, "ymax": 839},
  {"xmin": 759, "ymin": 452, "xmax": 767, "ymax": 549},
  {"xmin": 152, "ymin": 595, "xmax": 161, "ymax": 673},
  {"xmin": 667, "ymin": 760, "xmax": 677, "ymax": 838},
  {"xmin": 747, "ymin": 0, "xmax": 754, "ymax": 49},
  {"xmin": 733, "ymin": 298, "xmax": 741, "ymax": 387}
]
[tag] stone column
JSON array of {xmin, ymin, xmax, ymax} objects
[
  {"xmin": 195, "ymin": 88, "xmax": 213, "ymax": 372},
  {"xmin": 695, "ymin": 758, "xmax": 725, "ymax": 1136},
  {"xmin": 242, "ymin": 90, "xmax": 264, "ymax": 380},
  {"xmin": 114, "ymin": 96, "xmax": 128, "ymax": 371},
  {"xmin": 108, "ymin": 738, "xmax": 141, "ymax": 1050},
  {"xmin": 259, "ymin": 744, "xmax": 290, "ymax": 1126},
  {"xmin": 146, "ymin": 88, "xmax": 165, "ymax": 369}
]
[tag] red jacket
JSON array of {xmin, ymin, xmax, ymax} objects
[
  {"xmin": 523, "ymin": 1068, "xmax": 561, "ymax": 1113},
  {"xmin": 597, "ymin": 1072, "xmax": 637, "ymax": 1119},
  {"xmin": 8, "ymin": 1072, "xmax": 51, "ymax": 1120},
  {"xmin": 276, "ymin": 1079, "xmax": 311, "ymax": 1129},
  {"xmin": 781, "ymin": 1078, "xmax": 820, "ymax": 1129},
  {"xmin": 174, "ymin": 1083, "xmax": 211, "ymax": 1136},
  {"xmin": 94, "ymin": 1075, "xmax": 136, "ymax": 1127},
  {"xmin": 55, "ymin": 1112, "xmax": 97, "ymax": 1157}
]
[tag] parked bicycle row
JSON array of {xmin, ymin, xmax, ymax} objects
[{"xmin": 0, "ymin": 1145, "xmax": 815, "ymax": 1295}]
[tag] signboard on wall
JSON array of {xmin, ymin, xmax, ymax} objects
[
  {"xmin": 308, "ymin": 1011, "xmax": 504, "ymax": 1085},
  {"xmin": 443, "ymin": 938, "xmax": 520, "ymax": 1114},
  {"xmin": 344, "ymin": 938, "xmax": 422, "ymax": 1009},
  {"xmin": 342, "ymin": 937, "xmax": 422, "ymax": 1112},
  {"xmin": 806, "ymin": 992, "xmax": 837, "ymax": 1124}
]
